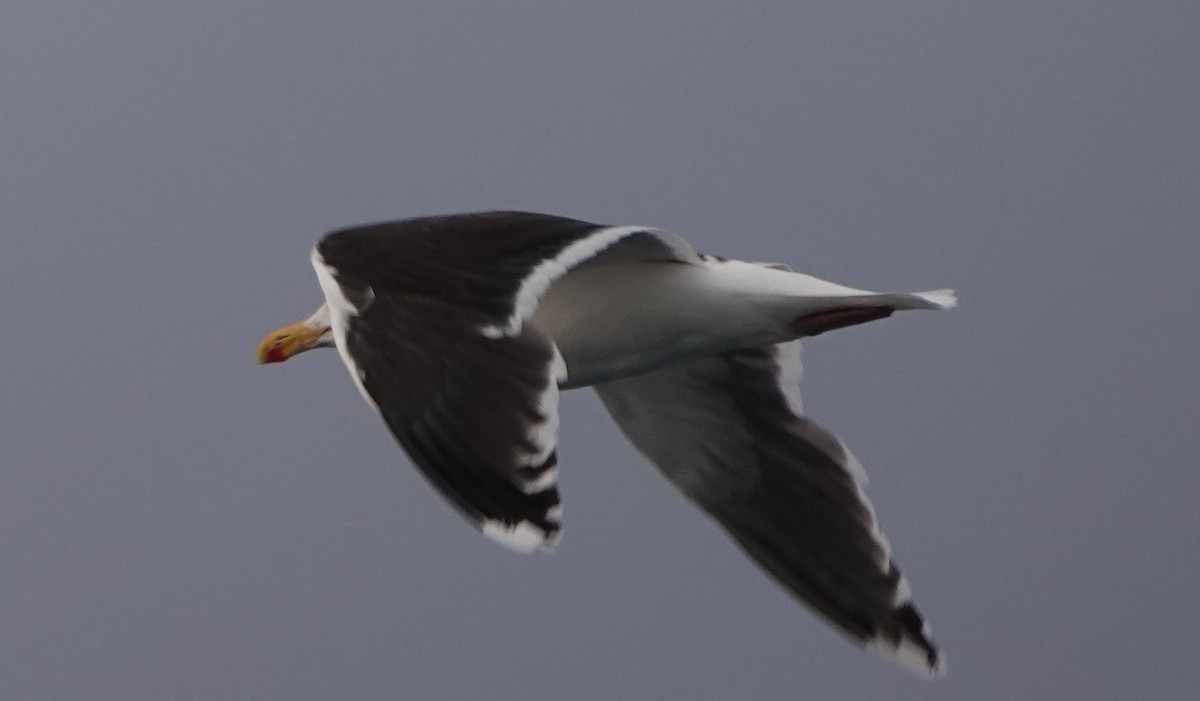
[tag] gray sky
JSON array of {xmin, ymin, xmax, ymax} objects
[{"xmin": 2, "ymin": 1, "xmax": 1198, "ymax": 699}]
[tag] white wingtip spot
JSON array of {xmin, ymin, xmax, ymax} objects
[
  {"xmin": 869, "ymin": 634, "xmax": 946, "ymax": 679},
  {"xmin": 866, "ymin": 596, "xmax": 945, "ymax": 678},
  {"xmin": 873, "ymin": 638, "xmax": 945, "ymax": 676},
  {"xmin": 481, "ymin": 519, "xmax": 553, "ymax": 554}
]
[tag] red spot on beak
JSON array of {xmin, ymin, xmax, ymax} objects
[{"xmin": 262, "ymin": 346, "xmax": 287, "ymax": 364}]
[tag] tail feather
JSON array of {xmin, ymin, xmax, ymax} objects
[{"xmin": 912, "ymin": 288, "xmax": 957, "ymax": 310}]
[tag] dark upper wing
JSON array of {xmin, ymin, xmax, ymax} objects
[
  {"xmin": 312, "ymin": 211, "xmax": 697, "ymax": 551},
  {"xmin": 344, "ymin": 291, "xmax": 564, "ymax": 551},
  {"xmin": 593, "ymin": 342, "xmax": 944, "ymax": 675},
  {"xmin": 317, "ymin": 211, "xmax": 698, "ymax": 339}
]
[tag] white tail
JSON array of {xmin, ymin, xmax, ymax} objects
[{"xmin": 912, "ymin": 288, "xmax": 958, "ymax": 310}]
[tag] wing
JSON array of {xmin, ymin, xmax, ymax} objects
[
  {"xmin": 594, "ymin": 342, "xmax": 945, "ymax": 675},
  {"xmin": 312, "ymin": 211, "xmax": 699, "ymax": 552}
]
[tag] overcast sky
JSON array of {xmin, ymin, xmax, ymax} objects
[{"xmin": 2, "ymin": 2, "xmax": 1198, "ymax": 699}]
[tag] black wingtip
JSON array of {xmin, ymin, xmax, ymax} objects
[{"xmin": 877, "ymin": 602, "xmax": 945, "ymax": 677}]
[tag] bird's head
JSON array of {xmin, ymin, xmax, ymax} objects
[{"xmin": 257, "ymin": 303, "xmax": 335, "ymax": 364}]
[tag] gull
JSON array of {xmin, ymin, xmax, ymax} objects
[{"xmin": 257, "ymin": 211, "xmax": 955, "ymax": 675}]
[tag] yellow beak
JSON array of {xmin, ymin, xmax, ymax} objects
[{"xmin": 256, "ymin": 321, "xmax": 328, "ymax": 364}]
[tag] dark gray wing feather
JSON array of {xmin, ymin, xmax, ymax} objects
[
  {"xmin": 314, "ymin": 211, "xmax": 696, "ymax": 551},
  {"xmin": 345, "ymin": 292, "xmax": 563, "ymax": 548},
  {"xmin": 594, "ymin": 342, "xmax": 944, "ymax": 675}
]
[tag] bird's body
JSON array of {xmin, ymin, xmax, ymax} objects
[
  {"xmin": 537, "ymin": 260, "xmax": 771, "ymax": 386},
  {"xmin": 257, "ymin": 211, "xmax": 955, "ymax": 677},
  {"xmin": 535, "ymin": 258, "xmax": 949, "ymax": 387}
]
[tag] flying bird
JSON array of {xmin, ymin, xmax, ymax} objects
[{"xmin": 257, "ymin": 211, "xmax": 954, "ymax": 676}]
